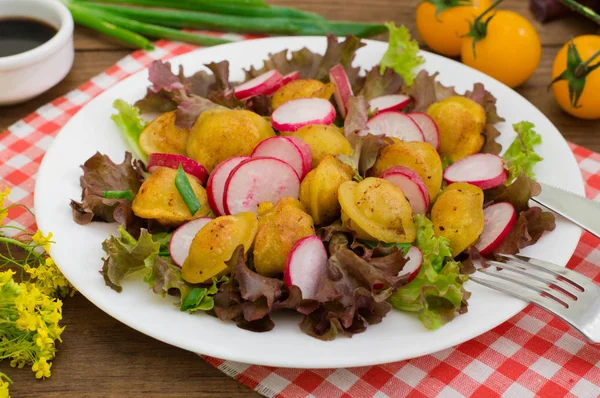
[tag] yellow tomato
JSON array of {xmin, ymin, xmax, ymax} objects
[
  {"xmin": 551, "ymin": 35, "xmax": 600, "ymax": 120},
  {"xmin": 416, "ymin": 0, "xmax": 491, "ymax": 57},
  {"xmin": 461, "ymin": 11, "xmax": 541, "ymax": 88}
]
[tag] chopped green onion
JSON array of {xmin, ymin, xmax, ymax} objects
[
  {"xmin": 103, "ymin": 190, "xmax": 135, "ymax": 200},
  {"xmin": 71, "ymin": 3, "xmax": 234, "ymax": 47},
  {"xmin": 66, "ymin": 3, "xmax": 154, "ymax": 50},
  {"xmin": 175, "ymin": 164, "xmax": 201, "ymax": 216}
]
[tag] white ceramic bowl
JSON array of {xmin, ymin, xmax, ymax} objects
[{"xmin": 0, "ymin": 0, "xmax": 74, "ymax": 105}]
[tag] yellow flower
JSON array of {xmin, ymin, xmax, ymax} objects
[
  {"xmin": 0, "ymin": 372, "xmax": 11, "ymax": 398},
  {"xmin": 16, "ymin": 311, "xmax": 39, "ymax": 331},
  {"xmin": 31, "ymin": 230, "xmax": 53, "ymax": 253},
  {"xmin": 24, "ymin": 257, "xmax": 73, "ymax": 298},
  {"xmin": 31, "ymin": 357, "xmax": 51, "ymax": 379}
]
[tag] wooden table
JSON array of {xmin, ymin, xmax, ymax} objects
[{"xmin": 1, "ymin": 1, "xmax": 598, "ymax": 396}]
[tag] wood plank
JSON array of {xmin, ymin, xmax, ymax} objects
[{"xmin": 0, "ymin": 294, "xmax": 260, "ymax": 397}]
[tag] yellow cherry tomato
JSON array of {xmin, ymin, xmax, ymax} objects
[
  {"xmin": 461, "ymin": 10, "xmax": 541, "ymax": 88},
  {"xmin": 416, "ymin": 0, "xmax": 492, "ymax": 57},
  {"xmin": 551, "ymin": 35, "xmax": 600, "ymax": 120}
]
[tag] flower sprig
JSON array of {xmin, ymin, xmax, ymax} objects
[{"xmin": 0, "ymin": 187, "xmax": 75, "ymax": 393}]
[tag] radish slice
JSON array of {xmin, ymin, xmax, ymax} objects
[
  {"xmin": 169, "ymin": 217, "xmax": 213, "ymax": 267},
  {"xmin": 207, "ymin": 156, "xmax": 249, "ymax": 216},
  {"xmin": 362, "ymin": 111, "xmax": 424, "ymax": 142},
  {"xmin": 223, "ymin": 157, "xmax": 300, "ymax": 215},
  {"xmin": 284, "ymin": 236, "xmax": 328, "ymax": 299},
  {"xmin": 251, "ymin": 136, "xmax": 309, "ymax": 179},
  {"xmin": 329, "ymin": 64, "xmax": 353, "ymax": 118},
  {"xmin": 147, "ymin": 153, "xmax": 208, "ymax": 185},
  {"xmin": 369, "ymin": 94, "xmax": 410, "ymax": 114},
  {"xmin": 264, "ymin": 71, "xmax": 301, "ymax": 95},
  {"xmin": 444, "ymin": 153, "xmax": 508, "ymax": 190},
  {"xmin": 234, "ymin": 70, "xmax": 283, "ymax": 100},
  {"xmin": 285, "ymin": 136, "xmax": 312, "ymax": 177},
  {"xmin": 271, "ymin": 98, "xmax": 336, "ymax": 132},
  {"xmin": 407, "ymin": 113, "xmax": 440, "ymax": 150},
  {"xmin": 476, "ymin": 202, "xmax": 517, "ymax": 255},
  {"xmin": 282, "ymin": 71, "xmax": 301, "ymax": 84},
  {"xmin": 380, "ymin": 166, "xmax": 430, "ymax": 214},
  {"xmin": 398, "ymin": 246, "xmax": 422, "ymax": 282}
]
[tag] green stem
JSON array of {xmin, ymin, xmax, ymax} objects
[
  {"xmin": 76, "ymin": 2, "xmax": 303, "ymax": 34},
  {"xmin": 67, "ymin": 3, "xmax": 154, "ymax": 49},
  {"xmin": 0, "ymin": 237, "xmax": 42, "ymax": 261},
  {"xmin": 78, "ymin": 0, "xmax": 325, "ymax": 21},
  {"xmin": 574, "ymin": 49, "xmax": 600, "ymax": 77},
  {"xmin": 474, "ymin": 0, "xmax": 503, "ymax": 23},
  {"xmin": 558, "ymin": 0, "xmax": 600, "ymax": 24},
  {"xmin": 70, "ymin": 4, "xmax": 233, "ymax": 46},
  {"xmin": 581, "ymin": 49, "xmax": 600, "ymax": 68}
]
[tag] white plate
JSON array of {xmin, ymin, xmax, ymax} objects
[{"xmin": 35, "ymin": 37, "xmax": 584, "ymax": 368}]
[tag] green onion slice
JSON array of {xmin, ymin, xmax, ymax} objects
[
  {"xmin": 103, "ymin": 190, "xmax": 135, "ymax": 200},
  {"xmin": 175, "ymin": 164, "xmax": 201, "ymax": 216}
]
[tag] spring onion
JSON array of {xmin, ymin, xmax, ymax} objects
[
  {"xmin": 81, "ymin": 0, "xmax": 326, "ymax": 21},
  {"xmin": 103, "ymin": 190, "xmax": 135, "ymax": 200},
  {"xmin": 175, "ymin": 164, "xmax": 201, "ymax": 216},
  {"xmin": 67, "ymin": 4, "xmax": 154, "ymax": 50},
  {"xmin": 75, "ymin": 3, "xmax": 304, "ymax": 34},
  {"xmin": 71, "ymin": 3, "xmax": 234, "ymax": 46}
]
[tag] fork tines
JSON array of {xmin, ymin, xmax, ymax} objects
[{"xmin": 469, "ymin": 253, "xmax": 600, "ymax": 343}]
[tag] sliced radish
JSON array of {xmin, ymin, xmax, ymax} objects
[
  {"xmin": 444, "ymin": 153, "xmax": 508, "ymax": 190},
  {"xmin": 361, "ymin": 111, "xmax": 424, "ymax": 142},
  {"xmin": 234, "ymin": 70, "xmax": 283, "ymax": 100},
  {"xmin": 271, "ymin": 98, "xmax": 336, "ymax": 132},
  {"xmin": 285, "ymin": 136, "xmax": 312, "ymax": 175},
  {"xmin": 169, "ymin": 217, "xmax": 213, "ymax": 267},
  {"xmin": 282, "ymin": 71, "xmax": 301, "ymax": 84},
  {"xmin": 147, "ymin": 153, "xmax": 208, "ymax": 185},
  {"xmin": 407, "ymin": 113, "xmax": 440, "ymax": 150},
  {"xmin": 207, "ymin": 156, "xmax": 249, "ymax": 216},
  {"xmin": 223, "ymin": 157, "xmax": 300, "ymax": 215},
  {"xmin": 251, "ymin": 136, "xmax": 309, "ymax": 179},
  {"xmin": 380, "ymin": 166, "xmax": 430, "ymax": 214},
  {"xmin": 284, "ymin": 236, "xmax": 327, "ymax": 299},
  {"xmin": 476, "ymin": 202, "xmax": 517, "ymax": 255},
  {"xmin": 398, "ymin": 246, "xmax": 422, "ymax": 282},
  {"xmin": 368, "ymin": 94, "xmax": 410, "ymax": 114},
  {"xmin": 264, "ymin": 71, "xmax": 301, "ymax": 95},
  {"xmin": 329, "ymin": 64, "xmax": 353, "ymax": 118}
]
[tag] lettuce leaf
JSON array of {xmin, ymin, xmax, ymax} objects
[
  {"xmin": 503, "ymin": 121, "xmax": 543, "ymax": 182},
  {"xmin": 379, "ymin": 23, "xmax": 424, "ymax": 86},
  {"xmin": 388, "ymin": 215, "xmax": 469, "ymax": 330},
  {"xmin": 70, "ymin": 152, "xmax": 146, "ymax": 237},
  {"xmin": 111, "ymin": 100, "xmax": 148, "ymax": 162},
  {"xmin": 101, "ymin": 226, "xmax": 160, "ymax": 292}
]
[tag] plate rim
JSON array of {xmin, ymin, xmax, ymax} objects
[{"xmin": 34, "ymin": 36, "xmax": 585, "ymax": 368}]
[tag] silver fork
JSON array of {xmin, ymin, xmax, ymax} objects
[{"xmin": 470, "ymin": 253, "xmax": 600, "ymax": 344}]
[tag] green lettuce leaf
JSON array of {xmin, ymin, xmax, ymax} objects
[
  {"xmin": 111, "ymin": 100, "xmax": 148, "ymax": 162},
  {"xmin": 388, "ymin": 215, "xmax": 469, "ymax": 329},
  {"xmin": 101, "ymin": 226, "xmax": 160, "ymax": 292},
  {"xmin": 180, "ymin": 276, "xmax": 228, "ymax": 312},
  {"xmin": 379, "ymin": 23, "xmax": 424, "ymax": 86},
  {"xmin": 503, "ymin": 121, "xmax": 543, "ymax": 182}
]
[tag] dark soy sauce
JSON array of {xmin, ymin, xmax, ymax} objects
[{"xmin": 0, "ymin": 18, "xmax": 58, "ymax": 58}]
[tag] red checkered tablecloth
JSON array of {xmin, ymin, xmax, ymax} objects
[{"xmin": 1, "ymin": 37, "xmax": 599, "ymax": 398}]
